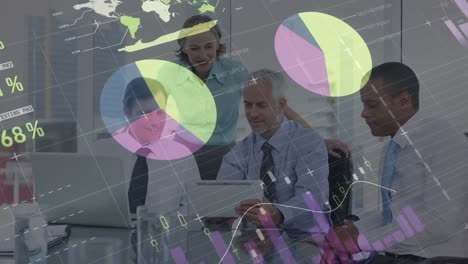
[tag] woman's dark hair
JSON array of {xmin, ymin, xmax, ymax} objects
[{"xmin": 176, "ymin": 15, "xmax": 226, "ymax": 63}]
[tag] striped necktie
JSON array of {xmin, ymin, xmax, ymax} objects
[{"xmin": 260, "ymin": 142, "xmax": 276, "ymax": 202}]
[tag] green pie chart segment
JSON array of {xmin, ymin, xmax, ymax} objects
[
  {"xmin": 101, "ymin": 59, "xmax": 217, "ymax": 161},
  {"xmin": 134, "ymin": 60, "xmax": 217, "ymax": 143},
  {"xmin": 275, "ymin": 12, "xmax": 372, "ymax": 97}
]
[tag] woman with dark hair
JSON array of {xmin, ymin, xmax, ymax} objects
[{"xmin": 175, "ymin": 15, "xmax": 349, "ymax": 180}]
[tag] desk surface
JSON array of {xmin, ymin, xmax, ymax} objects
[{"xmin": 1, "ymin": 224, "xmax": 320, "ymax": 263}]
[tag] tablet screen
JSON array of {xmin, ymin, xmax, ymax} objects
[{"xmin": 186, "ymin": 180, "xmax": 264, "ymax": 218}]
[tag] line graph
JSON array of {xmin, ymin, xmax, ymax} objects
[
  {"xmin": 218, "ymin": 180, "xmax": 397, "ymax": 263},
  {"xmin": 58, "ymin": 10, "xmax": 93, "ymax": 29},
  {"xmin": 64, "ymin": 20, "xmax": 100, "ymax": 41}
]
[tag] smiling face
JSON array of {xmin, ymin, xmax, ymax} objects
[
  {"xmin": 125, "ymin": 97, "xmax": 166, "ymax": 145},
  {"xmin": 360, "ymin": 78, "xmax": 414, "ymax": 137},
  {"xmin": 243, "ymin": 80, "xmax": 287, "ymax": 139},
  {"xmin": 182, "ymin": 31, "xmax": 219, "ymax": 79}
]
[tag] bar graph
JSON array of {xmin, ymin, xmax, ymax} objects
[
  {"xmin": 391, "ymin": 230, "xmax": 405, "ymax": 243},
  {"xmin": 402, "ymin": 206, "xmax": 425, "ymax": 232},
  {"xmin": 210, "ymin": 231, "xmax": 236, "ymax": 264},
  {"xmin": 244, "ymin": 240, "xmax": 265, "ymax": 264},
  {"xmin": 444, "ymin": 0, "xmax": 468, "ymax": 47},
  {"xmin": 372, "ymin": 240, "xmax": 385, "ymax": 252},
  {"xmin": 360, "ymin": 206, "xmax": 425, "ymax": 252},
  {"xmin": 188, "ymin": 198, "xmax": 426, "ymax": 264},
  {"xmin": 171, "ymin": 246, "xmax": 189, "ymax": 264},
  {"xmin": 455, "ymin": 0, "xmax": 468, "ymax": 18},
  {"xmin": 396, "ymin": 214, "xmax": 416, "ymax": 238},
  {"xmin": 444, "ymin": 19, "xmax": 467, "ymax": 48},
  {"xmin": 305, "ymin": 204, "xmax": 425, "ymax": 261},
  {"xmin": 459, "ymin": 22, "xmax": 468, "ymax": 37},
  {"xmin": 258, "ymin": 213, "xmax": 296, "ymax": 263},
  {"xmin": 303, "ymin": 192, "xmax": 331, "ymax": 233}
]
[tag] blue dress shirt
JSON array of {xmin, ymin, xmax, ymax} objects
[{"xmin": 218, "ymin": 119, "xmax": 330, "ymax": 235}]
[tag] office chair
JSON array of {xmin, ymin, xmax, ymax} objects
[{"xmin": 328, "ymin": 149, "xmax": 354, "ymax": 226}]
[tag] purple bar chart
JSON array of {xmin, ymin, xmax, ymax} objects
[
  {"xmin": 171, "ymin": 246, "xmax": 189, "ymax": 264},
  {"xmin": 210, "ymin": 231, "xmax": 236, "ymax": 264},
  {"xmin": 459, "ymin": 23, "xmax": 468, "ymax": 37},
  {"xmin": 454, "ymin": 0, "xmax": 468, "ymax": 18},
  {"xmin": 402, "ymin": 206, "xmax": 424, "ymax": 233},
  {"xmin": 258, "ymin": 213, "xmax": 296, "ymax": 263},
  {"xmin": 244, "ymin": 240, "xmax": 265, "ymax": 264},
  {"xmin": 303, "ymin": 192, "xmax": 331, "ymax": 233},
  {"xmin": 444, "ymin": 0, "xmax": 468, "ymax": 47},
  {"xmin": 361, "ymin": 206, "xmax": 425, "ymax": 252},
  {"xmin": 444, "ymin": 19, "xmax": 468, "ymax": 48}
]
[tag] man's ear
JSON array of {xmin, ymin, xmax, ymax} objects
[
  {"xmin": 396, "ymin": 91, "xmax": 412, "ymax": 109},
  {"xmin": 278, "ymin": 97, "xmax": 287, "ymax": 111}
]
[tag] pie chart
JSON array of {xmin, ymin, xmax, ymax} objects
[
  {"xmin": 275, "ymin": 12, "xmax": 372, "ymax": 97},
  {"xmin": 100, "ymin": 59, "xmax": 217, "ymax": 160}
]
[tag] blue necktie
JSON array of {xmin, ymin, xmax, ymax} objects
[{"xmin": 381, "ymin": 140, "xmax": 399, "ymax": 225}]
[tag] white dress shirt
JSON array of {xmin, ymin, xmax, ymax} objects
[
  {"xmin": 93, "ymin": 127, "xmax": 200, "ymax": 215},
  {"xmin": 355, "ymin": 112, "xmax": 468, "ymax": 258}
]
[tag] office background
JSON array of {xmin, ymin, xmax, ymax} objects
[{"xmin": 0, "ymin": 0, "xmax": 466, "ymax": 260}]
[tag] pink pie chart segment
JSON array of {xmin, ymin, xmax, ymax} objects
[
  {"xmin": 113, "ymin": 109, "xmax": 204, "ymax": 160},
  {"xmin": 275, "ymin": 24, "xmax": 330, "ymax": 96}
]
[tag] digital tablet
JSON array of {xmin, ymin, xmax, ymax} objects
[{"xmin": 185, "ymin": 180, "xmax": 264, "ymax": 218}]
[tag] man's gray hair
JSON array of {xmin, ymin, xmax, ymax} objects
[{"xmin": 247, "ymin": 69, "xmax": 287, "ymax": 100}]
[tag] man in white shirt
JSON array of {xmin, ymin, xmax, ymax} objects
[
  {"xmin": 94, "ymin": 77, "xmax": 199, "ymax": 215},
  {"xmin": 321, "ymin": 62, "xmax": 468, "ymax": 263}
]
